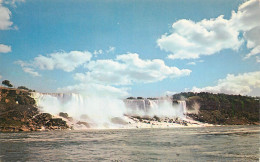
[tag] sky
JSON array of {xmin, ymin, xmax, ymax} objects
[{"xmin": 0, "ymin": 0, "xmax": 259, "ymax": 97}]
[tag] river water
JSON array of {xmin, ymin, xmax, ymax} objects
[{"xmin": 0, "ymin": 126, "xmax": 259, "ymax": 161}]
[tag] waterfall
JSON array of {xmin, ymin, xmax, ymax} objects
[
  {"xmin": 124, "ymin": 98, "xmax": 186, "ymax": 118},
  {"xmin": 31, "ymin": 92, "xmax": 188, "ymax": 128},
  {"xmin": 177, "ymin": 100, "xmax": 187, "ymax": 116},
  {"xmin": 31, "ymin": 92, "xmax": 127, "ymax": 128}
]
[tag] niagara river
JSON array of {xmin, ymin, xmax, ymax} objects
[{"xmin": 0, "ymin": 125, "xmax": 259, "ymax": 161}]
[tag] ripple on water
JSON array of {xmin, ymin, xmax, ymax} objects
[{"xmin": 0, "ymin": 125, "xmax": 259, "ymax": 161}]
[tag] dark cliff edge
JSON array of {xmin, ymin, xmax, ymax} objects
[
  {"xmin": 0, "ymin": 87, "xmax": 69, "ymax": 132},
  {"xmin": 172, "ymin": 92, "xmax": 260, "ymax": 125}
]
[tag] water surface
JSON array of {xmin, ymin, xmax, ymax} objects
[{"xmin": 0, "ymin": 126, "xmax": 259, "ymax": 161}]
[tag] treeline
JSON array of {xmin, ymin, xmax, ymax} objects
[
  {"xmin": 1, "ymin": 80, "xmax": 35, "ymax": 92},
  {"xmin": 172, "ymin": 92, "xmax": 260, "ymax": 125},
  {"xmin": 172, "ymin": 92, "xmax": 259, "ymax": 101}
]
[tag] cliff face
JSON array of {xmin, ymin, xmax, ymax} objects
[
  {"xmin": 0, "ymin": 87, "xmax": 69, "ymax": 132},
  {"xmin": 172, "ymin": 92, "xmax": 260, "ymax": 125}
]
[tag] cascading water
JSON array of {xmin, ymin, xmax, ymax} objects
[
  {"xmin": 177, "ymin": 100, "xmax": 187, "ymax": 117},
  {"xmin": 124, "ymin": 99, "xmax": 187, "ymax": 118},
  {"xmin": 31, "ymin": 92, "xmax": 188, "ymax": 128},
  {"xmin": 31, "ymin": 92, "xmax": 127, "ymax": 128}
]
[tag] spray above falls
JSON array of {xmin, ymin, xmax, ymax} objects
[{"xmin": 31, "ymin": 92, "xmax": 189, "ymax": 129}]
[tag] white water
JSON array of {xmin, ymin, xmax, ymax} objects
[
  {"xmin": 31, "ymin": 93, "xmax": 187, "ymax": 128},
  {"xmin": 178, "ymin": 100, "xmax": 187, "ymax": 116},
  {"xmin": 124, "ymin": 99, "xmax": 186, "ymax": 118}
]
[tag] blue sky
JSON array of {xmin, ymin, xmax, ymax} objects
[{"xmin": 0, "ymin": 0, "xmax": 259, "ymax": 97}]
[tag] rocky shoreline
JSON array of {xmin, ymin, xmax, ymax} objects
[{"xmin": 0, "ymin": 87, "xmax": 69, "ymax": 132}]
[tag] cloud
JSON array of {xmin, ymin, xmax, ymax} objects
[
  {"xmin": 244, "ymin": 45, "xmax": 260, "ymax": 59},
  {"xmin": 60, "ymin": 52, "xmax": 190, "ymax": 98},
  {"xmin": 106, "ymin": 46, "xmax": 115, "ymax": 53},
  {"xmin": 16, "ymin": 51, "xmax": 92, "ymax": 72},
  {"xmin": 164, "ymin": 91, "xmax": 177, "ymax": 96},
  {"xmin": 191, "ymin": 71, "xmax": 260, "ymax": 96},
  {"xmin": 17, "ymin": 51, "xmax": 92, "ymax": 75},
  {"xmin": 157, "ymin": 16, "xmax": 242, "ymax": 60},
  {"xmin": 187, "ymin": 60, "xmax": 204, "ymax": 65},
  {"xmin": 93, "ymin": 46, "xmax": 115, "ymax": 56},
  {"xmin": 0, "ymin": 44, "xmax": 11, "ymax": 53},
  {"xmin": 187, "ymin": 62, "xmax": 196, "ymax": 65},
  {"xmin": 22, "ymin": 67, "xmax": 40, "ymax": 77},
  {"xmin": 93, "ymin": 49, "xmax": 103, "ymax": 55},
  {"xmin": 15, "ymin": 60, "xmax": 41, "ymax": 77},
  {"xmin": 0, "ymin": 75, "xmax": 2, "ymax": 79},
  {"xmin": 3, "ymin": 0, "xmax": 25, "ymax": 7},
  {"xmin": 230, "ymin": 0, "xmax": 260, "ymax": 61},
  {"xmin": 15, "ymin": 50, "xmax": 92, "ymax": 76},
  {"xmin": 0, "ymin": 0, "xmax": 24, "ymax": 54},
  {"xmin": 57, "ymin": 83, "xmax": 129, "ymax": 98},
  {"xmin": 0, "ymin": 1, "xmax": 13, "ymax": 30},
  {"xmin": 75, "ymin": 53, "xmax": 191, "ymax": 85},
  {"xmin": 230, "ymin": 0, "xmax": 260, "ymax": 31},
  {"xmin": 33, "ymin": 51, "xmax": 92, "ymax": 72},
  {"xmin": 256, "ymin": 56, "xmax": 260, "ymax": 63},
  {"xmin": 243, "ymin": 27, "xmax": 260, "ymax": 59},
  {"xmin": 157, "ymin": 0, "xmax": 260, "ymax": 61}
]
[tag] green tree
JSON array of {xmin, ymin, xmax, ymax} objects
[
  {"xmin": 17, "ymin": 86, "xmax": 29, "ymax": 90},
  {"xmin": 2, "ymin": 80, "xmax": 13, "ymax": 88}
]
